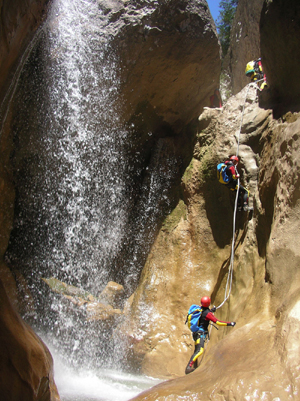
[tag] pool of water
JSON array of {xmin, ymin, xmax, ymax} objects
[{"xmin": 52, "ymin": 349, "xmax": 161, "ymax": 401}]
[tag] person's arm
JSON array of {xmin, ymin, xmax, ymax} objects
[
  {"xmin": 206, "ymin": 312, "xmax": 236, "ymax": 326},
  {"xmin": 226, "ymin": 165, "xmax": 240, "ymax": 180}
]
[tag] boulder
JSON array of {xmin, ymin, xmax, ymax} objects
[
  {"xmin": 42, "ymin": 277, "xmax": 123, "ymax": 323},
  {"xmin": 99, "ymin": 281, "xmax": 125, "ymax": 309},
  {"xmin": 86, "ymin": 302, "xmax": 122, "ymax": 322}
]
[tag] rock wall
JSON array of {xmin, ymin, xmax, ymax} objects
[
  {"xmin": 92, "ymin": 0, "xmax": 222, "ymax": 288},
  {"xmin": 0, "ymin": 279, "xmax": 60, "ymax": 401},
  {"xmin": 223, "ymin": 0, "xmax": 264, "ymax": 95},
  {"xmin": 260, "ymin": 0, "xmax": 300, "ymax": 116},
  {"xmin": 0, "ymin": 0, "xmax": 50, "ymax": 105},
  {"xmin": 0, "ymin": 0, "xmax": 60, "ymax": 400},
  {"xmin": 123, "ymin": 1, "xmax": 300, "ymax": 397},
  {"xmin": 109, "ymin": 0, "xmax": 221, "ymax": 131},
  {"xmin": 126, "ymin": 86, "xmax": 300, "ymax": 399}
]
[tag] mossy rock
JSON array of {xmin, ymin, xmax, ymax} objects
[
  {"xmin": 42, "ymin": 277, "xmax": 93, "ymax": 301},
  {"xmin": 182, "ymin": 158, "xmax": 194, "ymax": 186},
  {"xmin": 162, "ymin": 199, "xmax": 187, "ymax": 233}
]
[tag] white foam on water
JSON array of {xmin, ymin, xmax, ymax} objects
[{"xmin": 52, "ymin": 348, "xmax": 161, "ymax": 401}]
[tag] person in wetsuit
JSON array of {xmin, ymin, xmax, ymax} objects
[
  {"xmin": 185, "ymin": 296, "xmax": 236, "ymax": 374},
  {"xmin": 223, "ymin": 155, "xmax": 250, "ymax": 211},
  {"xmin": 245, "ymin": 58, "xmax": 267, "ymax": 91}
]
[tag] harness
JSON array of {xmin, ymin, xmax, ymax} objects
[{"xmin": 197, "ymin": 308, "xmax": 210, "ymax": 332}]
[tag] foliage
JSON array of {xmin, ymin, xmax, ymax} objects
[{"xmin": 216, "ymin": 0, "xmax": 238, "ymax": 57}]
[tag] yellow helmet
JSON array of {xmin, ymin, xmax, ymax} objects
[{"xmin": 245, "ymin": 61, "xmax": 255, "ymax": 76}]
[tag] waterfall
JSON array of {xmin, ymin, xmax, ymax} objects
[
  {"xmin": 4, "ymin": 0, "xmax": 179, "ymax": 396},
  {"xmin": 6, "ymin": 0, "xmax": 132, "ymax": 367}
]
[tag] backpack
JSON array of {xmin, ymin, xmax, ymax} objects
[
  {"xmin": 217, "ymin": 163, "xmax": 231, "ymax": 184},
  {"xmin": 185, "ymin": 304, "xmax": 203, "ymax": 332}
]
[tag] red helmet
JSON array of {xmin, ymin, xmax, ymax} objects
[
  {"xmin": 201, "ymin": 296, "xmax": 211, "ymax": 307},
  {"xmin": 230, "ymin": 155, "xmax": 239, "ymax": 163}
]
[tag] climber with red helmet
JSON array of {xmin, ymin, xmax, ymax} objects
[
  {"xmin": 185, "ymin": 296, "xmax": 236, "ymax": 374},
  {"xmin": 218, "ymin": 155, "xmax": 251, "ymax": 212}
]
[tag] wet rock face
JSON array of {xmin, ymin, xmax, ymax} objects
[
  {"xmin": 224, "ymin": 0, "xmax": 264, "ymax": 95},
  {"xmin": 123, "ymin": 85, "xmax": 300, "ymax": 399},
  {"xmin": 0, "ymin": 1, "xmax": 58, "ymax": 400},
  {"xmin": 0, "ymin": 0, "xmax": 50, "ymax": 104},
  {"xmin": 105, "ymin": 0, "xmax": 221, "ymax": 131},
  {"xmin": 0, "ymin": 0, "xmax": 50, "ymax": 282},
  {"xmin": 0, "ymin": 280, "xmax": 60, "ymax": 401},
  {"xmin": 260, "ymin": 0, "xmax": 300, "ymax": 115}
]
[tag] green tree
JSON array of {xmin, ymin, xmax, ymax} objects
[{"xmin": 216, "ymin": 0, "xmax": 238, "ymax": 57}]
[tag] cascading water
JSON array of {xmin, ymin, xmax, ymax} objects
[{"xmin": 4, "ymin": 0, "xmax": 180, "ymax": 398}]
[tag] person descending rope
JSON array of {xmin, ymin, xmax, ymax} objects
[
  {"xmin": 245, "ymin": 58, "xmax": 267, "ymax": 91},
  {"xmin": 217, "ymin": 155, "xmax": 251, "ymax": 212},
  {"xmin": 185, "ymin": 296, "xmax": 236, "ymax": 374}
]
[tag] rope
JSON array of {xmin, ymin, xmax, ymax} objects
[
  {"xmin": 196, "ymin": 81, "xmax": 263, "ymax": 365},
  {"xmin": 216, "ymin": 81, "xmax": 258, "ymax": 310}
]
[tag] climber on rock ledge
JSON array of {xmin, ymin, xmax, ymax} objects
[
  {"xmin": 217, "ymin": 155, "xmax": 252, "ymax": 212},
  {"xmin": 185, "ymin": 296, "xmax": 236, "ymax": 375}
]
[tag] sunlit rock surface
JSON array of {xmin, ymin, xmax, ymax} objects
[
  {"xmin": 106, "ymin": 0, "xmax": 221, "ymax": 131},
  {"xmin": 125, "ymin": 86, "xmax": 300, "ymax": 399},
  {"xmin": 223, "ymin": 0, "xmax": 264, "ymax": 95}
]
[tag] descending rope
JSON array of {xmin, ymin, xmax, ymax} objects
[
  {"xmin": 216, "ymin": 81, "xmax": 260, "ymax": 310},
  {"xmin": 199, "ymin": 81, "xmax": 265, "ymax": 364}
]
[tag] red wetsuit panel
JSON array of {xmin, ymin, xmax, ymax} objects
[{"xmin": 205, "ymin": 312, "xmax": 231, "ymax": 325}]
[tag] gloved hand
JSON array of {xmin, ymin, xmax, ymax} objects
[
  {"xmin": 230, "ymin": 322, "xmax": 236, "ymax": 326},
  {"xmin": 210, "ymin": 306, "xmax": 216, "ymax": 312}
]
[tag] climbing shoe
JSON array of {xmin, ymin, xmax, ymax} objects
[{"xmin": 185, "ymin": 362, "xmax": 195, "ymax": 375}]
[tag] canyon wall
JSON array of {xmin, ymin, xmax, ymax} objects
[
  {"xmin": 225, "ymin": 0, "xmax": 264, "ymax": 95},
  {"xmin": 123, "ymin": 0, "xmax": 300, "ymax": 399},
  {"xmin": 260, "ymin": 0, "xmax": 300, "ymax": 116},
  {"xmin": 0, "ymin": 0, "xmax": 59, "ymax": 400},
  {"xmin": 127, "ymin": 85, "xmax": 300, "ymax": 401},
  {"xmin": 1, "ymin": 0, "xmax": 300, "ymax": 399}
]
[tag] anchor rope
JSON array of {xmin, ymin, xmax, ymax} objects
[
  {"xmin": 198, "ymin": 80, "xmax": 264, "ymax": 364},
  {"xmin": 216, "ymin": 81, "xmax": 260, "ymax": 310}
]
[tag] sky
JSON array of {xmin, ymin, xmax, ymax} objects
[{"xmin": 206, "ymin": 0, "xmax": 221, "ymax": 23}]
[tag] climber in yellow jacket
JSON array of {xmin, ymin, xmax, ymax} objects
[{"xmin": 245, "ymin": 58, "xmax": 267, "ymax": 91}]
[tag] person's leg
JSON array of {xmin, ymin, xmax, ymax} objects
[
  {"xmin": 239, "ymin": 185, "xmax": 250, "ymax": 210},
  {"xmin": 185, "ymin": 332, "xmax": 206, "ymax": 374},
  {"xmin": 226, "ymin": 180, "xmax": 242, "ymax": 209},
  {"xmin": 225, "ymin": 179, "xmax": 238, "ymax": 191}
]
